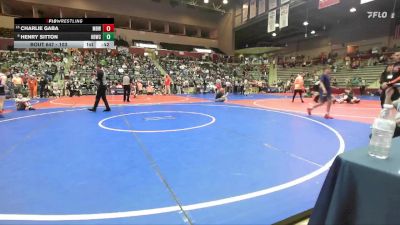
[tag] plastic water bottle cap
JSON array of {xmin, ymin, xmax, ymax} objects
[{"xmin": 383, "ymin": 104, "xmax": 394, "ymax": 109}]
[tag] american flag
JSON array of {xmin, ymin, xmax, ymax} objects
[{"xmin": 395, "ymin": 24, "xmax": 400, "ymax": 39}]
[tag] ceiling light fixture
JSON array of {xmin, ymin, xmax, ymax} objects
[
  {"xmin": 223, "ymin": 0, "xmax": 228, "ymax": 4},
  {"xmin": 350, "ymin": 7, "xmax": 356, "ymax": 13},
  {"xmin": 204, "ymin": 0, "xmax": 209, "ymax": 3},
  {"xmin": 303, "ymin": 21, "xmax": 309, "ymax": 26},
  {"xmin": 275, "ymin": 23, "xmax": 279, "ymax": 28},
  {"xmin": 311, "ymin": 30, "xmax": 316, "ymax": 35},
  {"xmin": 272, "ymin": 32, "xmax": 277, "ymax": 37}
]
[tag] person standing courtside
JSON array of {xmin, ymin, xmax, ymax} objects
[
  {"xmin": 122, "ymin": 73, "xmax": 131, "ymax": 102},
  {"xmin": 292, "ymin": 73, "xmax": 305, "ymax": 103},
  {"xmin": 164, "ymin": 74, "xmax": 172, "ymax": 95},
  {"xmin": 88, "ymin": 64, "xmax": 111, "ymax": 112}
]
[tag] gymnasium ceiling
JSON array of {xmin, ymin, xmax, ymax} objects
[{"xmin": 235, "ymin": 0, "xmax": 400, "ymax": 49}]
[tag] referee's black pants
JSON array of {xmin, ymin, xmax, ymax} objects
[
  {"xmin": 123, "ymin": 85, "xmax": 131, "ymax": 102},
  {"xmin": 93, "ymin": 85, "xmax": 110, "ymax": 110}
]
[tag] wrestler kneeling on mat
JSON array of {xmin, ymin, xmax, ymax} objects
[
  {"xmin": 15, "ymin": 94, "xmax": 35, "ymax": 111},
  {"xmin": 215, "ymin": 88, "xmax": 228, "ymax": 102}
]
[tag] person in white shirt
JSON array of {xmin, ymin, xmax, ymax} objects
[
  {"xmin": 225, "ymin": 80, "xmax": 232, "ymax": 93},
  {"xmin": 243, "ymin": 79, "xmax": 249, "ymax": 96},
  {"xmin": 52, "ymin": 82, "xmax": 61, "ymax": 97},
  {"xmin": 122, "ymin": 74, "xmax": 131, "ymax": 102},
  {"xmin": 12, "ymin": 74, "xmax": 23, "ymax": 95},
  {"xmin": 15, "ymin": 94, "xmax": 35, "ymax": 111}
]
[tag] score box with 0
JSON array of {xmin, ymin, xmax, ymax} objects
[{"xmin": 102, "ymin": 32, "xmax": 115, "ymax": 41}]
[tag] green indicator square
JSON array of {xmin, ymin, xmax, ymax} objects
[{"xmin": 102, "ymin": 32, "xmax": 115, "ymax": 41}]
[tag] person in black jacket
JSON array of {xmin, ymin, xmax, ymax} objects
[
  {"xmin": 88, "ymin": 64, "xmax": 111, "ymax": 112},
  {"xmin": 376, "ymin": 52, "xmax": 400, "ymax": 138},
  {"xmin": 380, "ymin": 52, "xmax": 400, "ymax": 106},
  {"xmin": 39, "ymin": 76, "xmax": 48, "ymax": 98}
]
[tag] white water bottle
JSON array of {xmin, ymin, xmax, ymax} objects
[{"xmin": 368, "ymin": 104, "xmax": 396, "ymax": 159}]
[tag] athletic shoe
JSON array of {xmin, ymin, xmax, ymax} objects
[
  {"xmin": 307, "ymin": 108, "xmax": 312, "ymax": 115},
  {"xmin": 88, "ymin": 108, "xmax": 96, "ymax": 112},
  {"xmin": 28, "ymin": 107, "xmax": 36, "ymax": 110},
  {"xmin": 324, "ymin": 114, "xmax": 334, "ymax": 119},
  {"xmin": 103, "ymin": 109, "xmax": 111, "ymax": 112}
]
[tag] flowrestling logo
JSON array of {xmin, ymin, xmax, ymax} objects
[{"xmin": 367, "ymin": 11, "xmax": 395, "ymax": 19}]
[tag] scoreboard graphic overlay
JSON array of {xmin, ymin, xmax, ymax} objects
[{"xmin": 14, "ymin": 18, "xmax": 115, "ymax": 49}]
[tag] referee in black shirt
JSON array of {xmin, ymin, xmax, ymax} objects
[{"xmin": 88, "ymin": 64, "xmax": 111, "ymax": 112}]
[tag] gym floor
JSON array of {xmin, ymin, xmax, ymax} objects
[{"xmin": 0, "ymin": 94, "xmax": 377, "ymax": 224}]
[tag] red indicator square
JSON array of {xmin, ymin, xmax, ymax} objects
[{"xmin": 102, "ymin": 24, "xmax": 114, "ymax": 32}]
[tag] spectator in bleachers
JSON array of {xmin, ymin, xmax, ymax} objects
[
  {"xmin": 331, "ymin": 76, "xmax": 338, "ymax": 87},
  {"xmin": 70, "ymin": 78, "xmax": 82, "ymax": 97},
  {"xmin": 360, "ymin": 79, "xmax": 366, "ymax": 95},
  {"xmin": 50, "ymin": 82, "xmax": 61, "ymax": 97},
  {"xmin": 146, "ymin": 82, "xmax": 154, "ymax": 95}
]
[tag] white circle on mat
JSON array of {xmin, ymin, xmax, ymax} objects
[{"xmin": 98, "ymin": 111, "xmax": 216, "ymax": 133}]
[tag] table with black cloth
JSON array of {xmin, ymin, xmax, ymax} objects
[{"xmin": 309, "ymin": 138, "xmax": 400, "ymax": 225}]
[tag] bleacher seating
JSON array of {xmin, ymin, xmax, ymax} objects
[
  {"xmin": 332, "ymin": 65, "xmax": 386, "ymax": 87},
  {"xmin": 0, "ymin": 28, "xmax": 13, "ymax": 38},
  {"xmin": 277, "ymin": 65, "xmax": 386, "ymax": 88}
]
